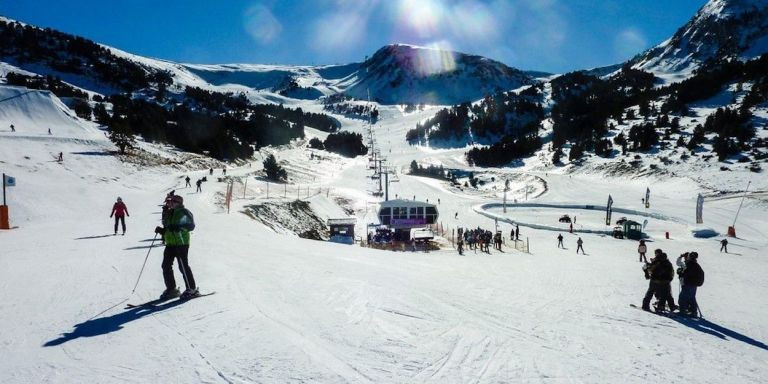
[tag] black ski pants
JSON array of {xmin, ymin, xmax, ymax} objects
[
  {"xmin": 643, "ymin": 281, "xmax": 675, "ymax": 310},
  {"xmin": 162, "ymin": 245, "xmax": 196, "ymax": 290},
  {"xmin": 114, "ymin": 215, "xmax": 126, "ymax": 234}
]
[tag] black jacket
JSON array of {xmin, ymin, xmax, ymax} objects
[
  {"xmin": 681, "ymin": 261, "xmax": 705, "ymax": 287},
  {"xmin": 648, "ymin": 258, "xmax": 674, "ymax": 283}
]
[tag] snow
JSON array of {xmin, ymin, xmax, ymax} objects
[{"xmin": 2, "ymin": 76, "xmax": 768, "ymax": 383}]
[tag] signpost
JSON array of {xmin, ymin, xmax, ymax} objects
[{"xmin": 1, "ymin": 173, "xmax": 16, "ymax": 229}]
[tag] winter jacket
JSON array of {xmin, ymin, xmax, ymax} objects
[
  {"xmin": 111, "ymin": 202, "xmax": 129, "ymax": 217},
  {"xmin": 647, "ymin": 258, "xmax": 674, "ymax": 283},
  {"xmin": 162, "ymin": 206, "xmax": 195, "ymax": 246},
  {"xmin": 681, "ymin": 261, "xmax": 705, "ymax": 287}
]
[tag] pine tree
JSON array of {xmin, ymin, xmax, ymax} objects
[
  {"xmin": 263, "ymin": 154, "xmax": 287, "ymax": 181},
  {"xmin": 108, "ymin": 119, "xmax": 136, "ymax": 154}
]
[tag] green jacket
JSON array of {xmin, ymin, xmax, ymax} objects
[{"xmin": 163, "ymin": 206, "xmax": 195, "ymax": 246}]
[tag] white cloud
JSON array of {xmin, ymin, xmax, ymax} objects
[
  {"xmin": 614, "ymin": 28, "xmax": 648, "ymax": 61},
  {"xmin": 242, "ymin": 4, "xmax": 282, "ymax": 45}
]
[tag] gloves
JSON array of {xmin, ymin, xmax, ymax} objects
[{"xmin": 154, "ymin": 226, "xmax": 165, "ymax": 235}]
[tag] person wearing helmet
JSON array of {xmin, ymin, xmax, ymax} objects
[
  {"xmin": 641, "ymin": 249, "xmax": 677, "ymax": 312},
  {"xmin": 154, "ymin": 195, "xmax": 198, "ymax": 300},
  {"xmin": 677, "ymin": 252, "xmax": 704, "ymax": 316},
  {"xmin": 110, "ymin": 197, "xmax": 129, "ymax": 235}
]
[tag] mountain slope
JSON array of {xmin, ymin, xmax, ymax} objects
[
  {"xmin": 339, "ymin": 44, "xmax": 533, "ymax": 105},
  {"xmin": 634, "ymin": 0, "xmax": 768, "ymax": 79}
]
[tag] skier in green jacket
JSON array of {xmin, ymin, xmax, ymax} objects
[{"xmin": 155, "ymin": 195, "xmax": 198, "ymax": 300}]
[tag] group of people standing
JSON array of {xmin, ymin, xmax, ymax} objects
[
  {"xmin": 458, "ymin": 227, "xmax": 497, "ymax": 254},
  {"xmin": 641, "ymin": 248, "xmax": 704, "ymax": 317}
]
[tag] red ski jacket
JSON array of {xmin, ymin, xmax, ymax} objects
[{"xmin": 111, "ymin": 202, "xmax": 129, "ymax": 217}]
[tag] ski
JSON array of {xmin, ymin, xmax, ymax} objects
[
  {"xmin": 629, "ymin": 303, "xmax": 676, "ymax": 317},
  {"xmin": 125, "ymin": 297, "xmax": 173, "ymax": 309},
  {"xmin": 126, "ymin": 292, "xmax": 215, "ymax": 309}
]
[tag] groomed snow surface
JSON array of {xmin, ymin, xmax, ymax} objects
[{"xmin": 1, "ymin": 86, "xmax": 768, "ymax": 383}]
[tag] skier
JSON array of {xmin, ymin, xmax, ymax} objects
[
  {"xmin": 515, "ymin": 225, "xmax": 520, "ymax": 241},
  {"xmin": 196, "ymin": 179, "xmax": 203, "ymax": 193},
  {"xmin": 677, "ymin": 252, "xmax": 704, "ymax": 317},
  {"xmin": 110, "ymin": 197, "xmax": 129, "ymax": 235},
  {"xmin": 222, "ymin": 168, "xmax": 226, "ymax": 176},
  {"xmin": 154, "ymin": 195, "xmax": 198, "ymax": 300},
  {"xmin": 638, "ymin": 239, "xmax": 648, "ymax": 263},
  {"xmin": 209, "ymin": 168, "xmax": 213, "ymax": 176},
  {"xmin": 569, "ymin": 223, "xmax": 573, "ymax": 233},
  {"xmin": 48, "ymin": 128, "xmax": 52, "ymax": 135},
  {"xmin": 185, "ymin": 176, "xmax": 191, "ymax": 187},
  {"xmin": 641, "ymin": 249, "xmax": 677, "ymax": 312},
  {"xmin": 9, "ymin": 124, "xmax": 14, "ymax": 132},
  {"xmin": 557, "ymin": 233, "xmax": 564, "ymax": 248},
  {"xmin": 455, "ymin": 212, "xmax": 458, "ymax": 219},
  {"xmin": 58, "ymin": 152, "xmax": 63, "ymax": 162},
  {"xmin": 576, "ymin": 237, "xmax": 585, "ymax": 254},
  {"xmin": 720, "ymin": 238, "xmax": 728, "ymax": 253}
]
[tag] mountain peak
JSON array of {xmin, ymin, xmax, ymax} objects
[
  {"xmin": 634, "ymin": 0, "xmax": 768, "ymax": 76},
  {"xmin": 341, "ymin": 44, "xmax": 532, "ymax": 104}
]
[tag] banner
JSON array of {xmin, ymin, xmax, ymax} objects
[
  {"xmin": 696, "ymin": 194, "xmax": 704, "ymax": 224},
  {"xmin": 2, "ymin": 174, "xmax": 15, "ymax": 187},
  {"xmin": 645, "ymin": 187, "xmax": 650, "ymax": 208},
  {"xmin": 606, "ymin": 194, "xmax": 613, "ymax": 225}
]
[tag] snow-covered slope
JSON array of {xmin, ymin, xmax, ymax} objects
[
  {"xmin": 2, "ymin": 85, "xmax": 768, "ymax": 383},
  {"xmin": 634, "ymin": 0, "xmax": 768, "ymax": 79},
  {"xmin": 340, "ymin": 44, "xmax": 533, "ymax": 105}
]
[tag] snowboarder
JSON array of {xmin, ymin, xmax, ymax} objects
[
  {"xmin": 9, "ymin": 124, "xmax": 14, "ymax": 132},
  {"xmin": 641, "ymin": 249, "xmax": 677, "ymax": 312},
  {"xmin": 154, "ymin": 195, "xmax": 198, "ymax": 300},
  {"xmin": 638, "ymin": 239, "xmax": 648, "ymax": 263},
  {"xmin": 677, "ymin": 252, "xmax": 704, "ymax": 317},
  {"xmin": 576, "ymin": 237, "xmax": 585, "ymax": 254},
  {"xmin": 515, "ymin": 225, "xmax": 520, "ymax": 241},
  {"xmin": 720, "ymin": 238, "xmax": 728, "ymax": 253},
  {"xmin": 557, "ymin": 233, "xmax": 564, "ymax": 248},
  {"xmin": 185, "ymin": 176, "xmax": 191, "ymax": 187},
  {"xmin": 196, "ymin": 179, "xmax": 203, "ymax": 193},
  {"xmin": 110, "ymin": 197, "xmax": 129, "ymax": 235}
]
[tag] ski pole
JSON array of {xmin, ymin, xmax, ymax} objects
[{"xmin": 132, "ymin": 233, "xmax": 158, "ymax": 293}]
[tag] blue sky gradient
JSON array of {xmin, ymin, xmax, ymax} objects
[{"xmin": 0, "ymin": 0, "xmax": 708, "ymax": 73}]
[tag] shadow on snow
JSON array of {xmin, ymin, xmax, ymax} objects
[
  {"xmin": 672, "ymin": 316, "xmax": 768, "ymax": 351},
  {"xmin": 43, "ymin": 300, "xmax": 185, "ymax": 347}
]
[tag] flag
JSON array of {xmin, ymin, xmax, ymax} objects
[
  {"xmin": 2, "ymin": 174, "xmax": 15, "ymax": 187},
  {"xmin": 606, "ymin": 194, "xmax": 613, "ymax": 225},
  {"xmin": 645, "ymin": 187, "xmax": 650, "ymax": 208},
  {"xmin": 696, "ymin": 194, "xmax": 704, "ymax": 224}
]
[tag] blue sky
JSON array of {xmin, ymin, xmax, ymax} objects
[{"xmin": 0, "ymin": 0, "xmax": 707, "ymax": 73}]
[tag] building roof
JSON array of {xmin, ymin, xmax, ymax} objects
[{"xmin": 378, "ymin": 199, "xmax": 437, "ymax": 209}]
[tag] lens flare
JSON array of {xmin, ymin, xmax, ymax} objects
[
  {"xmin": 397, "ymin": 0, "xmax": 444, "ymax": 38},
  {"xmin": 242, "ymin": 4, "xmax": 282, "ymax": 44}
]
